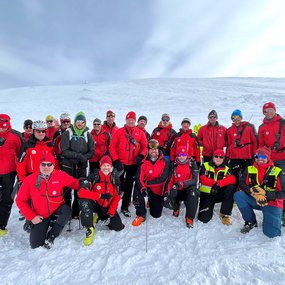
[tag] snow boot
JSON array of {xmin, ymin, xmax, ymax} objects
[
  {"xmin": 173, "ymin": 210, "xmax": 180, "ymax": 217},
  {"xmin": 93, "ymin": 213, "xmax": 99, "ymax": 224},
  {"xmin": 121, "ymin": 209, "xmax": 131, "ymax": 218},
  {"xmin": 0, "ymin": 226, "xmax": 7, "ymax": 236},
  {"xmin": 43, "ymin": 235, "xmax": 55, "ymax": 249},
  {"xmin": 240, "ymin": 221, "xmax": 257, "ymax": 234},
  {"xmin": 132, "ymin": 216, "xmax": 145, "ymax": 227},
  {"xmin": 83, "ymin": 227, "xmax": 95, "ymax": 246},
  {"xmin": 186, "ymin": 217, "xmax": 193, "ymax": 228}
]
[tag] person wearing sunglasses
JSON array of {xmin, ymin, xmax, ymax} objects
[
  {"xmin": 45, "ymin": 115, "xmax": 59, "ymax": 141},
  {"xmin": 151, "ymin": 113, "xmax": 176, "ymax": 160},
  {"xmin": 226, "ymin": 109, "xmax": 257, "ymax": 184},
  {"xmin": 89, "ymin": 118, "xmax": 111, "ymax": 173},
  {"xmin": 234, "ymin": 147, "xmax": 285, "ymax": 237},
  {"xmin": 0, "ymin": 114, "xmax": 22, "ymax": 236},
  {"xmin": 22, "ymin": 119, "xmax": 33, "ymax": 142},
  {"xmin": 102, "ymin": 110, "xmax": 119, "ymax": 137},
  {"xmin": 198, "ymin": 149, "xmax": 236, "ymax": 226},
  {"xmin": 197, "ymin": 110, "xmax": 227, "ymax": 163},
  {"xmin": 16, "ymin": 153, "xmax": 80, "ymax": 249}
]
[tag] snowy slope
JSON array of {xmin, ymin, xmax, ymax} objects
[{"xmin": 1, "ymin": 78, "xmax": 285, "ymax": 285}]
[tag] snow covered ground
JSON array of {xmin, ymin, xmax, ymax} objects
[{"xmin": 1, "ymin": 78, "xmax": 285, "ymax": 285}]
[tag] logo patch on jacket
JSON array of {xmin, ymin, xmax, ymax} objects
[
  {"xmin": 97, "ymin": 186, "xmax": 101, "ymax": 190},
  {"xmin": 32, "ymin": 150, "xmax": 36, "ymax": 154},
  {"xmin": 52, "ymin": 191, "xmax": 57, "ymax": 195}
]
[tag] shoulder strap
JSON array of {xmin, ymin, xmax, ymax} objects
[{"xmin": 274, "ymin": 119, "xmax": 285, "ymax": 147}]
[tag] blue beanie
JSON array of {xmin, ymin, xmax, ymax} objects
[{"xmin": 231, "ymin": 109, "xmax": 242, "ymax": 119}]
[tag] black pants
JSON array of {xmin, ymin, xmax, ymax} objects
[
  {"xmin": 120, "ymin": 164, "xmax": 138, "ymax": 211},
  {"xmin": 198, "ymin": 184, "xmax": 236, "ymax": 223},
  {"xmin": 133, "ymin": 187, "xmax": 164, "ymax": 218},
  {"xmin": 172, "ymin": 186, "xmax": 199, "ymax": 219},
  {"xmin": 30, "ymin": 204, "xmax": 71, "ymax": 249},
  {"xmin": 230, "ymin": 159, "xmax": 253, "ymax": 186},
  {"xmin": 79, "ymin": 199, "xmax": 124, "ymax": 231},
  {"xmin": 62, "ymin": 165, "xmax": 87, "ymax": 217},
  {"xmin": 0, "ymin": 171, "xmax": 16, "ymax": 228}
]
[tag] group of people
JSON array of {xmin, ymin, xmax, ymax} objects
[{"xmin": 0, "ymin": 101, "xmax": 284, "ymax": 249}]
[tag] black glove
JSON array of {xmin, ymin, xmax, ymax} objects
[
  {"xmin": 100, "ymin": 193, "xmax": 113, "ymax": 200},
  {"xmin": 113, "ymin": 160, "xmax": 124, "ymax": 171},
  {"xmin": 163, "ymin": 195, "xmax": 174, "ymax": 210},
  {"xmin": 135, "ymin": 155, "xmax": 144, "ymax": 165},
  {"xmin": 141, "ymin": 188, "xmax": 149, "ymax": 197},
  {"xmin": 79, "ymin": 154, "xmax": 87, "ymax": 163},
  {"xmin": 101, "ymin": 215, "xmax": 112, "ymax": 226},
  {"xmin": 170, "ymin": 185, "xmax": 178, "ymax": 198},
  {"xmin": 211, "ymin": 183, "xmax": 220, "ymax": 195},
  {"xmin": 265, "ymin": 190, "xmax": 276, "ymax": 201},
  {"xmin": 79, "ymin": 178, "xmax": 91, "ymax": 190},
  {"xmin": 0, "ymin": 137, "xmax": 6, "ymax": 146},
  {"xmin": 196, "ymin": 162, "xmax": 201, "ymax": 169}
]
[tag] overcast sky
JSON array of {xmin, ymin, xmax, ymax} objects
[{"xmin": 0, "ymin": 0, "xmax": 284, "ymax": 89}]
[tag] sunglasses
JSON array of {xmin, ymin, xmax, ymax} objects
[
  {"xmin": 76, "ymin": 120, "xmax": 85, "ymax": 124},
  {"xmin": 62, "ymin": 120, "xmax": 71, "ymax": 124},
  {"xmin": 46, "ymin": 120, "xmax": 53, "ymax": 123},
  {"xmin": 0, "ymin": 119, "xmax": 8, "ymax": 122},
  {"xmin": 214, "ymin": 155, "xmax": 224, "ymax": 159},
  {"xmin": 162, "ymin": 118, "xmax": 169, "ymax": 122},
  {"xmin": 231, "ymin": 116, "xmax": 241, "ymax": 120},
  {"xmin": 35, "ymin": 130, "xmax": 46, "ymax": 133},
  {"xmin": 208, "ymin": 115, "xmax": 216, "ymax": 119},
  {"xmin": 25, "ymin": 126, "xmax": 32, "ymax": 129},
  {"xmin": 178, "ymin": 153, "xmax": 187, "ymax": 157},
  {"xmin": 93, "ymin": 123, "xmax": 101, "ymax": 126},
  {"xmin": 107, "ymin": 115, "xmax": 115, "ymax": 118},
  {"xmin": 40, "ymin": 162, "xmax": 53, "ymax": 167},
  {"xmin": 263, "ymin": 108, "xmax": 275, "ymax": 114},
  {"xmin": 255, "ymin": 154, "xmax": 267, "ymax": 160}
]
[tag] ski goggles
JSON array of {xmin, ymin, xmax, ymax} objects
[
  {"xmin": 40, "ymin": 162, "xmax": 53, "ymax": 167},
  {"xmin": 149, "ymin": 139, "xmax": 159, "ymax": 149},
  {"xmin": 35, "ymin": 129, "xmax": 46, "ymax": 133},
  {"xmin": 255, "ymin": 154, "xmax": 267, "ymax": 160},
  {"xmin": 178, "ymin": 153, "xmax": 187, "ymax": 157},
  {"xmin": 231, "ymin": 116, "xmax": 241, "ymax": 120}
]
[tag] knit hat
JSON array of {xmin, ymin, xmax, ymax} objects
[
  {"xmin": 208, "ymin": 110, "xmax": 218, "ymax": 119},
  {"xmin": 256, "ymin": 147, "xmax": 271, "ymax": 160},
  {"xmin": 23, "ymin": 119, "xmax": 33, "ymax": 128},
  {"xmin": 161, "ymin": 113, "xmax": 170, "ymax": 121},
  {"xmin": 176, "ymin": 146, "xmax": 187, "ymax": 156},
  {"xmin": 138, "ymin": 115, "xmax": 147, "ymax": 123},
  {"xmin": 41, "ymin": 153, "xmax": 55, "ymax": 164},
  {"xmin": 100, "ymin": 155, "xmax": 113, "ymax": 166},
  {"xmin": 0, "ymin": 114, "xmax": 11, "ymax": 129},
  {"xmin": 45, "ymin": 115, "xmax": 54, "ymax": 121},
  {"xmin": 231, "ymin": 109, "xmax": 243, "ymax": 119},
  {"xmin": 106, "ymin": 110, "xmax": 115, "ymax": 117},
  {"xmin": 263, "ymin": 102, "xmax": 276, "ymax": 113},
  {"xmin": 181, "ymin": 118, "xmax": 191, "ymax": 125},
  {"xmin": 93, "ymin": 118, "xmax": 102, "ymax": 124},
  {"xmin": 75, "ymin": 112, "xmax": 86, "ymax": 123},
  {"xmin": 126, "ymin": 111, "xmax": 136, "ymax": 121},
  {"xmin": 213, "ymin": 149, "xmax": 225, "ymax": 158}
]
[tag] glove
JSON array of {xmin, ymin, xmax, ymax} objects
[
  {"xmin": 169, "ymin": 185, "xmax": 178, "ymax": 198},
  {"xmin": 254, "ymin": 193, "xmax": 268, "ymax": 206},
  {"xmin": 141, "ymin": 188, "xmax": 149, "ymax": 197},
  {"xmin": 135, "ymin": 155, "xmax": 144, "ymax": 165},
  {"xmin": 101, "ymin": 215, "xmax": 112, "ymax": 226},
  {"xmin": 100, "ymin": 193, "xmax": 113, "ymax": 200},
  {"xmin": 79, "ymin": 154, "xmax": 87, "ymax": 163},
  {"xmin": 163, "ymin": 195, "xmax": 174, "ymax": 210},
  {"xmin": 175, "ymin": 182, "xmax": 183, "ymax": 190},
  {"xmin": 196, "ymin": 162, "xmax": 201, "ymax": 169},
  {"xmin": 79, "ymin": 178, "xmax": 91, "ymax": 190},
  {"xmin": 250, "ymin": 186, "xmax": 266, "ymax": 196},
  {"xmin": 210, "ymin": 183, "xmax": 220, "ymax": 195},
  {"xmin": 113, "ymin": 160, "xmax": 124, "ymax": 171}
]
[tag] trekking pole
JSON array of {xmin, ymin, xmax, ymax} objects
[{"xmin": 145, "ymin": 216, "xmax": 148, "ymax": 253}]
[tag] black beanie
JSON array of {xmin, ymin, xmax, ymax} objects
[
  {"xmin": 138, "ymin": 115, "xmax": 148, "ymax": 123},
  {"xmin": 23, "ymin": 119, "xmax": 33, "ymax": 128}
]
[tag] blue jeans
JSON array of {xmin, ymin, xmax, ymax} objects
[{"xmin": 234, "ymin": 191, "xmax": 282, "ymax": 238}]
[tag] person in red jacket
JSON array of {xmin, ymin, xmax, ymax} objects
[
  {"xmin": 170, "ymin": 118, "xmax": 200, "ymax": 166},
  {"xmin": 165, "ymin": 146, "xmax": 199, "ymax": 228},
  {"xmin": 102, "ymin": 110, "xmax": 119, "ymax": 137},
  {"xmin": 89, "ymin": 118, "xmax": 110, "ymax": 173},
  {"xmin": 110, "ymin": 111, "xmax": 148, "ymax": 217},
  {"xmin": 78, "ymin": 156, "xmax": 124, "ymax": 246},
  {"xmin": 151, "ymin": 113, "xmax": 176, "ymax": 160},
  {"xmin": 22, "ymin": 119, "xmax": 33, "ymax": 142},
  {"xmin": 0, "ymin": 114, "xmax": 22, "ymax": 236},
  {"xmin": 226, "ymin": 109, "xmax": 257, "ymax": 184},
  {"xmin": 197, "ymin": 110, "xmax": 227, "ymax": 162},
  {"xmin": 137, "ymin": 115, "xmax": 150, "ymax": 141},
  {"xmin": 198, "ymin": 149, "xmax": 236, "ymax": 225},
  {"xmin": 132, "ymin": 139, "xmax": 170, "ymax": 226},
  {"xmin": 234, "ymin": 147, "xmax": 285, "ymax": 237},
  {"xmin": 45, "ymin": 115, "xmax": 59, "ymax": 140},
  {"xmin": 15, "ymin": 153, "xmax": 80, "ymax": 249}
]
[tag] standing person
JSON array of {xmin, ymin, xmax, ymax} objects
[
  {"xmin": 22, "ymin": 119, "xmax": 33, "ymax": 142},
  {"xmin": 78, "ymin": 156, "xmax": 124, "ymax": 246},
  {"xmin": 137, "ymin": 115, "xmax": 150, "ymax": 141},
  {"xmin": 132, "ymin": 139, "xmax": 170, "ymax": 226},
  {"xmin": 89, "ymin": 118, "xmax": 110, "ymax": 173},
  {"xmin": 198, "ymin": 149, "xmax": 236, "ymax": 225},
  {"xmin": 234, "ymin": 147, "xmax": 285, "ymax": 238},
  {"xmin": 258, "ymin": 102, "xmax": 285, "ymax": 225},
  {"xmin": 45, "ymin": 115, "xmax": 59, "ymax": 140},
  {"xmin": 0, "ymin": 114, "xmax": 22, "ymax": 236},
  {"xmin": 102, "ymin": 110, "xmax": 119, "ymax": 137},
  {"xmin": 110, "ymin": 111, "xmax": 148, "ymax": 217},
  {"xmin": 60, "ymin": 112, "xmax": 94, "ymax": 218},
  {"xmin": 226, "ymin": 109, "xmax": 257, "ymax": 184},
  {"xmin": 16, "ymin": 154, "xmax": 80, "ymax": 249},
  {"xmin": 170, "ymin": 118, "xmax": 201, "ymax": 167},
  {"xmin": 165, "ymin": 146, "xmax": 199, "ymax": 228},
  {"xmin": 151, "ymin": 113, "xmax": 176, "ymax": 160},
  {"xmin": 197, "ymin": 110, "xmax": 227, "ymax": 162}
]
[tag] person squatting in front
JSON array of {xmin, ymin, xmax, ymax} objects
[
  {"xmin": 15, "ymin": 153, "xmax": 80, "ymax": 249},
  {"xmin": 198, "ymin": 149, "xmax": 236, "ymax": 225},
  {"xmin": 132, "ymin": 139, "xmax": 170, "ymax": 227},
  {"xmin": 78, "ymin": 155, "xmax": 124, "ymax": 246},
  {"xmin": 234, "ymin": 147, "xmax": 285, "ymax": 238},
  {"xmin": 165, "ymin": 146, "xmax": 199, "ymax": 228}
]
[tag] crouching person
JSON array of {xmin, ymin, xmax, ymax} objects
[
  {"xmin": 165, "ymin": 146, "xmax": 199, "ymax": 228},
  {"xmin": 198, "ymin": 149, "xmax": 236, "ymax": 225},
  {"xmin": 132, "ymin": 139, "xmax": 170, "ymax": 226},
  {"xmin": 78, "ymin": 156, "xmax": 124, "ymax": 246},
  {"xmin": 15, "ymin": 154, "xmax": 79, "ymax": 249},
  {"xmin": 234, "ymin": 147, "xmax": 285, "ymax": 238}
]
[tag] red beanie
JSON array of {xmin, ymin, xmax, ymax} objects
[
  {"xmin": 263, "ymin": 102, "xmax": 276, "ymax": 113},
  {"xmin": 106, "ymin": 110, "xmax": 115, "ymax": 117},
  {"xmin": 176, "ymin": 146, "xmax": 187, "ymax": 156},
  {"xmin": 126, "ymin": 111, "xmax": 136, "ymax": 121},
  {"xmin": 256, "ymin": 147, "xmax": 271, "ymax": 160},
  {"xmin": 0, "ymin": 114, "xmax": 11, "ymax": 129},
  {"xmin": 41, "ymin": 153, "xmax": 55, "ymax": 164},
  {"xmin": 213, "ymin": 149, "xmax": 225, "ymax": 157},
  {"xmin": 100, "ymin": 155, "xmax": 113, "ymax": 166}
]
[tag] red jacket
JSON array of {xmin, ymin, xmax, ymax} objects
[
  {"xmin": 46, "ymin": 126, "xmax": 59, "ymax": 141},
  {"xmin": 170, "ymin": 129, "xmax": 200, "ymax": 162},
  {"xmin": 258, "ymin": 115, "xmax": 285, "ymax": 161},
  {"xmin": 110, "ymin": 125, "xmax": 148, "ymax": 165},
  {"xmin": 102, "ymin": 122, "xmax": 119, "ymax": 137},
  {"xmin": 226, "ymin": 121, "xmax": 257, "ymax": 159},
  {"xmin": 21, "ymin": 132, "xmax": 31, "ymax": 142},
  {"xmin": 136, "ymin": 153, "xmax": 170, "ymax": 196},
  {"xmin": 197, "ymin": 122, "xmax": 227, "ymax": 157},
  {"xmin": 17, "ymin": 136, "xmax": 55, "ymax": 182},
  {"xmin": 0, "ymin": 128, "xmax": 22, "ymax": 175},
  {"xmin": 90, "ymin": 129, "xmax": 110, "ymax": 162},
  {"xmin": 16, "ymin": 170, "xmax": 79, "ymax": 220},
  {"xmin": 78, "ymin": 171, "xmax": 120, "ymax": 216}
]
